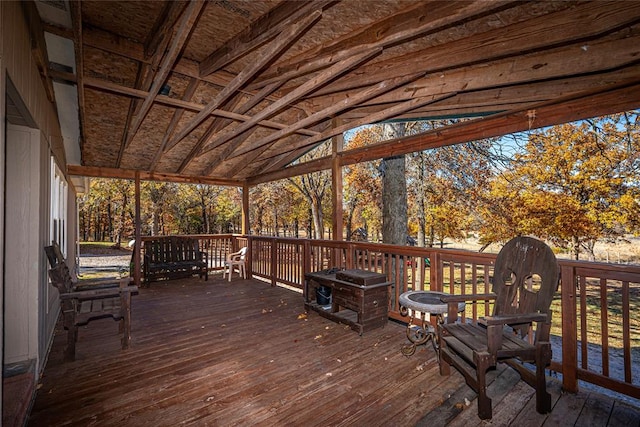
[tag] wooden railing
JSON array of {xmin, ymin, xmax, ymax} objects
[{"xmin": 140, "ymin": 234, "xmax": 640, "ymax": 401}]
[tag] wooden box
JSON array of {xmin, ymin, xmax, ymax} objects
[
  {"xmin": 304, "ymin": 269, "xmax": 392, "ymax": 335},
  {"xmin": 336, "ymin": 269, "xmax": 387, "ymax": 286}
]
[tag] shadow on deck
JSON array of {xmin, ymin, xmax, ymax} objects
[{"xmin": 25, "ymin": 275, "xmax": 640, "ymax": 426}]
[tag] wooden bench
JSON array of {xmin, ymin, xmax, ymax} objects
[
  {"xmin": 143, "ymin": 236, "xmax": 208, "ymax": 284},
  {"xmin": 48, "ymin": 261, "xmax": 138, "ymax": 361}
]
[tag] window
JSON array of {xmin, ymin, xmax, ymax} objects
[{"xmin": 50, "ymin": 157, "xmax": 68, "ymax": 256}]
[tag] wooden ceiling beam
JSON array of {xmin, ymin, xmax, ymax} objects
[
  {"xmin": 83, "ymin": 76, "xmax": 320, "ymax": 138},
  {"xmin": 340, "ymin": 66, "xmax": 640, "ymax": 120},
  {"xmin": 149, "ymin": 77, "xmax": 200, "ymax": 171},
  {"xmin": 69, "ymin": 0, "xmax": 86, "ymax": 150},
  {"xmin": 199, "ymin": 47, "xmax": 382, "ymax": 157},
  {"xmin": 228, "ymin": 72, "xmax": 424, "ymax": 160},
  {"xmin": 116, "ymin": 63, "xmax": 147, "ymax": 167},
  {"xmin": 166, "ymin": 10, "xmax": 322, "ymax": 150},
  {"xmin": 144, "ymin": 1, "xmax": 187, "ymax": 58},
  {"xmin": 258, "ymin": 92, "xmax": 457, "ymax": 164},
  {"xmin": 177, "ymin": 81, "xmax": 285, "ymax": 175},
  {"xmin": 78, "ymin": 25, "xmax": 312, "ymax": 113},
  {"xmin": 124, "ymin": 0, "xmax": 205, "ymax": 149},
  {"xmin": 199, "ymin": 0, "xmax": 334, "ymax": 77},
  {"xmin": 175, "ymin": 93, "xmax": 247, "ymax": 174},
  {"xmin": 67, "ymin": 165, "xmax": 243, "ymax": 187},
  {"xmin": 312, "ymin": 1, "xmax": 640, "ymax": 97},
  {"xmin": 249, "ymin": 0, "xmax": 518, "ymax": 90},
  {"xmin": 307, "ymin": 33, "xmax": 640, "ymax": 111},
  {"xmin": 249, "ymin": 79, "xmax": 640, "ymax": 185}
]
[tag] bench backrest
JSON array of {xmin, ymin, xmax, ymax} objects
[{"xmin": 145, "ymin": 237, "xmax": 202, "ymax": 263}]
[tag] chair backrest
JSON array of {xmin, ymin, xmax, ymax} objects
[
  {"xmin": 238, "ymin": 247, "xmax": 247, "ymax": 259},
  {"xmin": 491, "ymin": 236, "xmax": 559, "ymax": 327},
  {"xmin": 48, "ymin": 261, "xmax": 75, "ymax": 294},
  {"xmin": 44, "ymin": 241, "xmax": 65, "ymax": 268}
]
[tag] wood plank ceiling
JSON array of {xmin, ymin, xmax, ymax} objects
[{"xmin": 39, "ymin": 0, "xmax": 640, "ymax": 186}]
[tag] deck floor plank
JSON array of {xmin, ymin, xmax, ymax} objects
[{"xmin": 26, "ymin": 276, "xmax": 640, "ymax": 426}]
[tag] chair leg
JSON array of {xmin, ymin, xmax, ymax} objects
[
  {"xmin": 536, "ymin": 343, "xmax": 552, "ymax": 414},
  {"xmin": 438, "ymin": 335, "xmax": 451, "ymax": 376},
  {"xmin": 475, "ymin": 353, "xmax": 493, "ymax": 420},
  {"xmin": 65, "ymin": 325, "xmax": 78, "ymax": 362}
]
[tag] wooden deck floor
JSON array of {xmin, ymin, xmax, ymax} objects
[{"xmin": 27, "ymin": 276, "xmax": 640, "ymax": 426}]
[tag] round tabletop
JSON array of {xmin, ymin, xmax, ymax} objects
[{"xmin": 399, "ymin": 291, "xmax": 465, "ymax": 314}]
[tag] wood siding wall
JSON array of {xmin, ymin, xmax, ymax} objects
[{"xmin": 1, "ymin": 1, "xmax": 77, "ymax": 380}]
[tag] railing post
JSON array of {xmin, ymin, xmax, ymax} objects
[
  {"xmin": 246, "ymin": 235, "xmax": 253, "ymax": 279},
  {"xmin": 430, "ymin": 251, "xmax": 441, "ymax": 292},
  {"xmin": 270, "ymin": 238, "xmax": 277, "ymax": 287},
  {"xmin": 561, "ymin": 264, "xmax": 578, "ymax": 393}
]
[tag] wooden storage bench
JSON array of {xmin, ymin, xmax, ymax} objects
[{"xmin": 143, "ymin": 236, "xmax": 208, "ymax": 284}]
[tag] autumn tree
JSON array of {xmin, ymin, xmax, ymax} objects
[
  {"xmin": 478, "ymin": 114, "xmax": 640, "ymax": 259},
  {"xmin": 288, "ymin": 142, "xmax": 332, "ymax": 239},
  {"xmin": 343, "ymin": 127, "xmax": 383, "ymax": 240}
]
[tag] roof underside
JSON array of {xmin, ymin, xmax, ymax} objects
[{"xmin": 34, "ymin": 0, "xmax": 640, "ymax": 186}]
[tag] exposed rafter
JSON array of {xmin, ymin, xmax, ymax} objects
[
  {"xmin": 199, "ymin": 0, "xmax": 334, "ymax": 77},
  {"xmin": 166, "ymin": 9, "xmax": 323, "ymax": 151},
  {"xmin": 198, "ymin": 47, "xmax": 382, "ymax": 157},
  {"xmin": 123, "ymin": 0, "xmax": 205, "ymax": 149}
]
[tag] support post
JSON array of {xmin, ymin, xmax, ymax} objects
[
  {"xmin": 331, "ymin": 119, "xmax": 343, "ymax": 241},
  {"xmin": 134, "ymin": 172, "xmax": 141, "ymax": 287},
  {"xmin": 241, "ymin": 181, "xmax": 250, "ymax": 235}
]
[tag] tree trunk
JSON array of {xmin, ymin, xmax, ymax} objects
[
  {"xmin": 381, "ymin": 123, "xmax": 407, "ymax": 246},
  {"xmin": 310, "ymin": 196, "xmax": 324, "ymax": 240},
  {"xmin": 381, "ymin": 123, "xmax": 408, "ymax": 296}
]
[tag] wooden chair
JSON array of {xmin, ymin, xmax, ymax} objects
[
  {"xmin": 48, "ymin": 261, "xmax": 138, "ymax": 361},
  {"xmin": 223, "ymin": 247, "xmax": 247, "ymax": 281},
  {"xmin": 437, "ymin": 236, "xmax": 559, "ymax": 420}
]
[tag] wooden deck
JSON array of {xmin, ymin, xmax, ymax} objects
[{"xmin": 27, "ymin": 275, "xmax": 640, "ymax": 426}]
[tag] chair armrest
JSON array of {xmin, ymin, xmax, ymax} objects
[
  {"xmin": 440, "ymin": 293, "xmax": 496, "ymax": 303},
  {"xmin": 483, "ymin": 312, "xmax": 548, "ymax": 326},
  {"xmin": 60, "ymin": 281, "xmax": 138, "ymax": 300}
]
